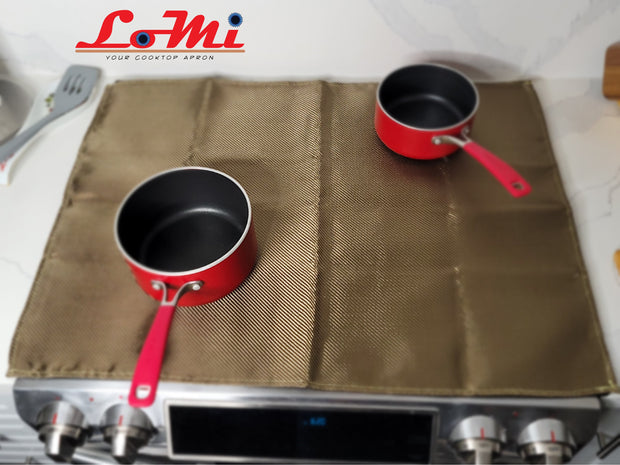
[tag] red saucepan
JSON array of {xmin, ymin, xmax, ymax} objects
[
  {"xmin": 115, "ymin": 167, "xmax": 256, "ymax": 407},
  {"xmin": 375, "ymin": 63, "xmax": 531, "ymax": 197}
]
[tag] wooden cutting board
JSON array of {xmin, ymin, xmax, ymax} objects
[{"xmin": 603, "ymin": 42, "xmax": 620, "ymax": 99}]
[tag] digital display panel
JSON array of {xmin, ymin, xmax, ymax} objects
[{"xmin": 168, "ymin": 403, "xmax": 434, "ymax": 463}]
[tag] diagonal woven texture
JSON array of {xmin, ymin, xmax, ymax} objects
[{"xmin": 8, "ymin": 78, "xmax": 617, "ymax": 396}]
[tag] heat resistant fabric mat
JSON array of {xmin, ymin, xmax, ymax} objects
[{"xmin": 8, "ymin": 78, "xmax": 617, "ymax": 396}]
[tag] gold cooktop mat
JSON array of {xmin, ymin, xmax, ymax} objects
[{"xmin": 8, "ymin": 78, "xmax": 617, "ymax": 396}]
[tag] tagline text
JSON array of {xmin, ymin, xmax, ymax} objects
[{"xmin": 105, "ymin": 54, "xmax": 215, "ymax": 61}]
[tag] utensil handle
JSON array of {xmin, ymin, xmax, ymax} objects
[
  {"xmin": 128, "ymin": 303, "xmax": 176, "ymax": 408},
  {"xmin": 0, "ymin": 111, "xmax": 61, "ymax": 164},
  {"xmin": 462, "ymin": 141, "xmax": 532, "ymax": 198}
]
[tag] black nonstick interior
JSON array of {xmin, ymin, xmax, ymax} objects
[
  {"xmin": 385, "ymin": 94, "xmax": 467, "ymax": 129},
  {"xmin": 139, "ymin": 208, "xmax": 244, "ymax": 272},
  {"xmin": 117, "ymin": 169, "xmax": 249, "ymax": 273},
  {"xmin": 379, "ymin": 64, "xmax": 477, "ymax": 129}
]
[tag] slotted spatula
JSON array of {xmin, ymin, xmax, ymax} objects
[{"xmin": 0, "ymin": 65, "xmax": 100, "ymax": 164}]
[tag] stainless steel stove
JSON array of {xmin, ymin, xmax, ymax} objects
[{"xmin": 10, "ymin": 378, "xmax": 620, "ymax": 464}]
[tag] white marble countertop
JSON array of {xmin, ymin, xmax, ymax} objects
[{"xmin": 0, "ymin": 74, "xmax": 619, "ymax": 392}]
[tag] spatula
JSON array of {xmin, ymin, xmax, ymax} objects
[{"xmin": 0, "ymin": 65, "xmax": 100, "ymax": 164}]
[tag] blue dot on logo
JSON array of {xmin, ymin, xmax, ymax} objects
[
  {"xmin": 228, "ymin": 13, "xmax": 243, "ymax": 28},
  {"xmin": 136, "ymin": 32, "xmax": 151, "ymax": 46}
]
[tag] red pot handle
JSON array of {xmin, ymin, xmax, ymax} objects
[
  {"xmin": 128, "ymin": 280, "xmax": 202, "ymax": 408},
  {"xmin": 462, "ymin": 140, "xmax": 531, "ymax": 198},
  {"xmin": 434, "ymin": 133, "xmax": 531, "ymax": 198},
  {"xmin": 128, "ymin": 303, "xmax": 176, "ymax": 408}
]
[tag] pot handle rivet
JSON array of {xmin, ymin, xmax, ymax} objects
[{"xmin": 150, "ymin": 280, "xmax": 204, "ymax": 306}]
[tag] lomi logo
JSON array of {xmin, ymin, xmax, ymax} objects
[{"xmin": 75, "ymin": 10, "xmax": 244, "ymax": 53}]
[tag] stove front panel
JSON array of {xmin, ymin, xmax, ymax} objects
[{"xmin": 13, "ymin": 378, "xmax": 601, "ymax": 464}]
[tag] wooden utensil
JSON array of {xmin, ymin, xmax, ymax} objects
[{"xmin": 603, "ymin": 42, "xmax": 620, "ymax": 101}]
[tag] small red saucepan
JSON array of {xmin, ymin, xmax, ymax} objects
[
  {"xmin": 375, "ymin": 63, "xmax": 531, "ymax": 197},
  {"xmin": 115, "ymin": 167, "xmax": 256, "ymax": 408}
]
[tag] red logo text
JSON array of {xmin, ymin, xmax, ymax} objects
[{"xmin": 76, "ymin": 10, "xmax": 244, "ymax": 51}]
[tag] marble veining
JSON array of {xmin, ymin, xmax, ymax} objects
[
  {"xmin": 0, "ymin": 257, "xmax": 33, "ymax": 280},
  {"xmin": 370, "ymin": 0, "xmax": 620, "ymax": 79}
]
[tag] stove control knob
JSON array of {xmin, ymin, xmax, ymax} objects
[
  {"xmin": 449, "ymin": 415, "xmax": 505, "ymax": 464},
  {"xmin": 517, "ymin": 418, "xmax": 576, "ymax": 464},
  {"xmin": 35, "ymin": 401, "xmax": 90, "ymax": 462},
  {"xmin": 101, "ymin": 405, "xmax": 154, "ymax": 464}
]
